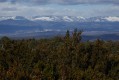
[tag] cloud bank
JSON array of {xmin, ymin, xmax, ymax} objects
[
  {"xmin": 0, "ymin": 0, "xmax": 119, "ymax": 5},
  {"xmin": 0, "ymin": 0, "xmax": 119, "ymax": 17}
]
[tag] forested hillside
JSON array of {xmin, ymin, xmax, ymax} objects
[{"xmin": 0, "ymin": 29, "xmax": 119, "ymax": 80}]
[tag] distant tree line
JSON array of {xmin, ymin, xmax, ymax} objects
[{"xmin": 0, "ymin": 29, "xmax": 119, "ymax": 80}]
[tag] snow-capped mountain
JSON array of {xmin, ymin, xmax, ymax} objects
[
  {"xmin": 14, "ymin": 16, "xmax": 28, "ymax": 20},
  {"xmin": 0, "ymin": 16, "xmax": 119, "ymax": 22},
  {"xmin": 0, "ymin": 16, "xmax": 42, "ymax": 27},
  {"xmin": 0, "ymin": 16, "xmax": 15, "ymax": 21},
  {"xmin": 0, "ymin": 16, "xmax": 28, "ymax": 21},
  {"xmin": 104, "ymin": 16, "xmax": 119, "ymax": 22},
  {"xmin": 0, "ymin": 16, "xmax": 119, "ymax": 40},
  {"xmin": 31, "ymin": 16, "xmax": 86, "ymax": 22},
  {"xmin": 30, "ymin": 16, "xmax": 119, "ymax": 22},
  {"xmin": 86, "ymin": 16, "xmax": 119, "ymax": 22}
]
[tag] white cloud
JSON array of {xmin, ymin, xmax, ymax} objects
[
  {"xmin": 5, "ymin": 0, "xmax": 119, "ymax": 5},
  {"xmin": 0, "ymin": 2, "xmax": 119, "ymax": 17}
]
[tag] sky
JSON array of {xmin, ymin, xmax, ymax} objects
[{"xmin": 0, "ymin": 0, "xmax": 119, "ymax": 17}]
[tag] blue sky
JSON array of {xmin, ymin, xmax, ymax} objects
[{"xmin": 0, "ymin": 0, "xmax": 119, "ymax": 17}]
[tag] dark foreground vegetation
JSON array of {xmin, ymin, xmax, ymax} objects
[{"xmin": 0, "ymin": 29, "xmax": 119, "ymax": 80}]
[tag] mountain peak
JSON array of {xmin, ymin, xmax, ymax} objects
[{"xmin": 15, "ymin": 16, "xmax": 28, "ymax": 20}]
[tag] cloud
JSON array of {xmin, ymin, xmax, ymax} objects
[
  {"xmin": 0, "ymin": 0, "xmax": 7, "ymax": 2},
  {"xmin": 0, "ymin": 0, "xmax": 119, "ymax": 5},
  {"xmin": 0, "ymin": 1, "xmax": 119, "ymax": 17},
  {"xmin": 2, "ymin": 7, "xmax": 18, "ymax": 11}
]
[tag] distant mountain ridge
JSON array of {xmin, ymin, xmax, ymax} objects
[
  {"xmin": 0, "ymin": 16, "xmax": 119, "ymax": 22},
  {"xmin": 0, "ymin": 16, "xmax": 119, "ymax": 40}
]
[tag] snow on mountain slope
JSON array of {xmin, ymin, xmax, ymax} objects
[
  {"xmin": 32, "ymin": 17, "xmax": 54, "ymax": 21},
  {"xmin": 0, "ymin": 16, "xmax": 119, "ymax": 22},
  {"xmin": 104, "ymin": 16, "xmax": 119, "ymax": 22},
  {"xmin": 62, "ymin": 16, "xmax": 73, "ymax": 22},
  {"xmin": 31, "ymin": 16, "xmax": 119, "ymax": 22},
  {"xmin": 0, "ymin": 16, "xmax": 15, "ymax": 21},
  {"xmin": 86, "ymin": 16, "xmax": 119, "ymax": 22},
  {"xmin": 31, "ymin": 16, "xmax": 86, "ymax": 22},
  {"xmin": 0, "ymin": 16, "xmax": 28, "ymax": 21}
]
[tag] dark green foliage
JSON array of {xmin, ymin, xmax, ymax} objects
[{"xmin": 0, "ymin": 30, "xmax": 119, "ymax": 80}]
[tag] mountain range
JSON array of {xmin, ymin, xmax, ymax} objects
[
  {"xmin": 0, "ymin": 16, "xmax": 119, "ymax": 22},
  {"xmin": 0, "ymin": 16, "xmax": 119, "ymax": 40}
]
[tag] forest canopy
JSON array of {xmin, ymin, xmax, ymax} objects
[{"xmin": 0, "ymin": 29, "xmax": 119, "ymax": 80}]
